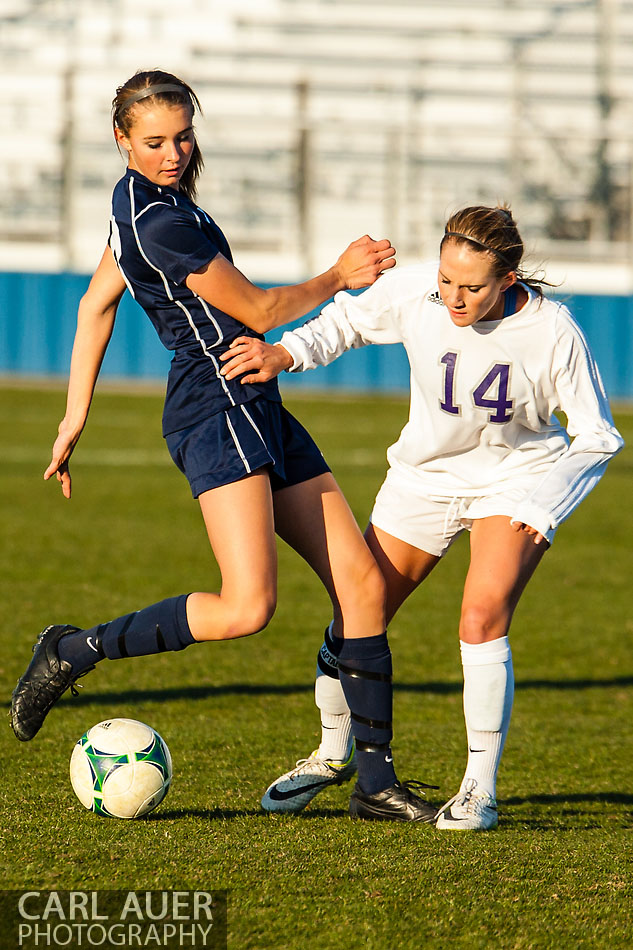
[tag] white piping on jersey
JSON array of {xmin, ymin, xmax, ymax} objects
[
  {"xmin": 115, "ymin": 258, "xmax": 136, "ymax": 299},
  {"xmin": 129, "ymin": 179, "xmax": 175, "ymax": 301},
  {"xmin": 224, "ymin": 412, "xmax": 251, "ymax": 474},
  {"xmin": 194, "ymin": 205, "xmax": 214, "ymax": 227},
  {"xmin": 175, "ymin": 205, "xmax": 225, "ymax": 347},
  {"xmin": 133, "ymin": 185, "xmax": 225, "ymax": 345},
  {"xmin": 135, "ymin": 198, "xmax": 177, "ymax": 221},
  {"xmin": 109, "ymin": 215, "xmax": 136, "ymax": 299},
  {"xmin": 130, "ymin": 179, "xmax": 224, "ymax": 346},
  {"xmin": 173, "ymin": 300, "xmax": 235, "ymax": 404},
  {"xmin": 127, "ymin": 175, "xmax": 234, "ymax": 404},
  {"xmin": 193, "ymin": 293, "xmax": 223, "ymax": 347}
]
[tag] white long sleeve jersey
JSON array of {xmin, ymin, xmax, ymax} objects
[{"xmin": 279, "ymin": 262, "xmax": 624, "ymax": 541}]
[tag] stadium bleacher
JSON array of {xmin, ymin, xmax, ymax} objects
[{"xmin": 2, "ymin": 0, "xmax": 633, "ymax": 290}]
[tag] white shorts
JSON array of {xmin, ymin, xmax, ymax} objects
[{"xmin": 370, "ymin": 469, "xmax": 554, "ymax": 557}]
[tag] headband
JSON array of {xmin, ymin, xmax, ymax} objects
[
  {"xmin": 444, "ymin": 230, "xmax": 513, "ymax": 269},
  {"xmin": 118, "ymin": 83, "xmax": 189, "ymax": 114}
]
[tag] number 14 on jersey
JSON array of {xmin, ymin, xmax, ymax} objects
[{"xmin": 440, "ymin": 352, "xmax": 514, "ymax": 424}]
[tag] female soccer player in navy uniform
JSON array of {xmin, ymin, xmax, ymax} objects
[
  {"xmin": 11, "ymin": 70, "xmax": 437, "ymax": 823},
  {"xmin": 220, "ymin": 205, "xmax": 624, "ymax": 829}
]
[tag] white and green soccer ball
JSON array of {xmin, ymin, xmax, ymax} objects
[{"xmin": 70, "ymin": 718, "xmax": 172, "ymax": 819}]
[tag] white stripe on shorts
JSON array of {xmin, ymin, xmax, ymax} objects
[
  {"xmin": 240, "ymin": 404, "xmax": 268, "ymax": 448},
  {"xmin": 224, "ymin": 412, "xmax": 252, "ymax": 474}
]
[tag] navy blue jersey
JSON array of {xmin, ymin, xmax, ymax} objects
[{"xmin": 109, "ymin": 168, "xmax": 281, "ymax": 435}]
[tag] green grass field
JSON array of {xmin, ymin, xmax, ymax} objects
[{"xmin": 1, "ymin": 383, "xmax": 632, "ymax": 949}]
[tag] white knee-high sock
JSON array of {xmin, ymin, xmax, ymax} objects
[
  {"xmin": 460, "ymin": 636, "xmax": 514, "ymax": 799},
  {"xmin": 315, "ymin": 624, "xmax": 352, "ymax": 762}
]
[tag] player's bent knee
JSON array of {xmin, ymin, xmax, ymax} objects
[
  {"xmin": 224, "ymin": 596, "xmax": 277, "ymax": 639},
  {"xmin": 339, "ymin": 557, "xmax": 386, "ymax": 621},
  {"xmin": 459, "ymin": 603, "xmax": 508, "ymax": 643}
]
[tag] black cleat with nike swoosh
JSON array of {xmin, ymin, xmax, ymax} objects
[
  {"xmin": 349, "ymin": 780, "xmax": 438, "ymax": 823},
  {"xmin": 10, "ymin": 625, "xmax": 94, "ymax": 742},
  {"xmin": 261, "ymin": 746, "xmax": 357, "ymax": 813}
]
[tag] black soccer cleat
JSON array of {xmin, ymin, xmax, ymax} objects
[
  {"xmin": 349, "ymin": 780, "xmax": 438, "ymax": 823},
  {"xmin": 10, "ymin": 625, "xmax": 93, "ymax": 741}
]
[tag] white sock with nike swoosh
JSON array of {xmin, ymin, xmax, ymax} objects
[
  {"xmin": 459, "ymin": 636, "xmax": 514, "ymax": 799},
  {"xmin": 315, "ymin": 682, "xmax": 353, "ymax": 763},
  {"xmin": 313, "ymin": 623, "xmax": 353, "ymax": 763}
]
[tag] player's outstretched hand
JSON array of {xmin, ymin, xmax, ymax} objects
[
  {"xmin": 334, "ymin": 235, "xmax": 396, "ymax": 289},
  {"xmin": 44, "ymin": 424, "xmax": 80, "ymax": 499},
  {"xmin": 220, "ymin": 339, "xmax": 293, "ymax": 383}
]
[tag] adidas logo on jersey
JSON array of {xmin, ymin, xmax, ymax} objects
[{"xmin": 427, "ymin": 291, "xmax": 445, "ymax": 306}]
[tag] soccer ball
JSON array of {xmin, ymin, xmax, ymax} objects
[{"xmin": 69, "ymin": 718, "xmax": 172, "ymax": 819}]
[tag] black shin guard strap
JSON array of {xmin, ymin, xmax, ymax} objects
[
  {"xmin": 351, "ymin": 711, "xmax": 392, "ymax": 730},
  {"xmin": 337, "ymin": 661, "xmax": 391, "ymax": 683},
  {"xmin": 355, "ymin": 739, "xmax": 392, "ymax": 754}
]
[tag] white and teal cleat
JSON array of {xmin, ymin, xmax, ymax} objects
[
  {"xmin": 261, "ymin": 746, "xmax": 357, "ymax": 813},
  {"xmin": 435, "ymin": 778, "xmax": 498, "ymax": 831}
]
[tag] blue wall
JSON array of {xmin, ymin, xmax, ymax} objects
[{"xmin": 1, "ymin": 271, "xmax": 632, "ymax": 399}]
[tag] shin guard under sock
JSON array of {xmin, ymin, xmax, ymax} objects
[
  {"xmin": 58, "ymin": 595, "xmax": 194, "ymax": 673},
  {"xmin": 332, "ymin": 632, "xmax": 397, "ymax": 795},
  {"xmin": 460, "ymin": 636, "xmax": 514, "ymax": 799}
]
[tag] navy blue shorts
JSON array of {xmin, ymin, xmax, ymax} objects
[{"xmin": 165, "ymin": 398, "xmax": 331, "ymax": 498}]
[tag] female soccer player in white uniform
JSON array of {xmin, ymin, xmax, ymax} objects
[
  {"xmin": 11, "ymin": 69, "xmax": 439, "ymax": 823},
  {"xmin": 220, "ymin": 205, "xmax": 624, "ymax": 829}
]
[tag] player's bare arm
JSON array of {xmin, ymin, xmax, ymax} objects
[
  {"xmin": 44, "ymin": 246, "xmax": 126, "ymax": 499},
  {"xmin": 186, "ymin": 235, "xmax": 395, "ymax": 335},
  {"xmin": 220, "ymin": 338, "xmax": 293, "ymax": 383}
]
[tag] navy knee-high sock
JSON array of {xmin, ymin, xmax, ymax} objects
[
  {"xmin": 57, "ymin": 595, "xmax": 195, "ymax": 674},
  {"xmin": 332, "ymin": 632, "xmax": 398, "ymax": 795}
]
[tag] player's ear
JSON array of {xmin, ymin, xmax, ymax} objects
[
  {"xmin": 501, "ymin": 271, "xmax": 517, "ymax": 291},
  {"xmin": 114, "ymin": 127, "xmax": 131, "ymax": 151}
]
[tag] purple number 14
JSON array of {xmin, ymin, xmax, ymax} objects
[{"xmin": 440, "ymin": 352, "xmax": 514, "ymax": 423}]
